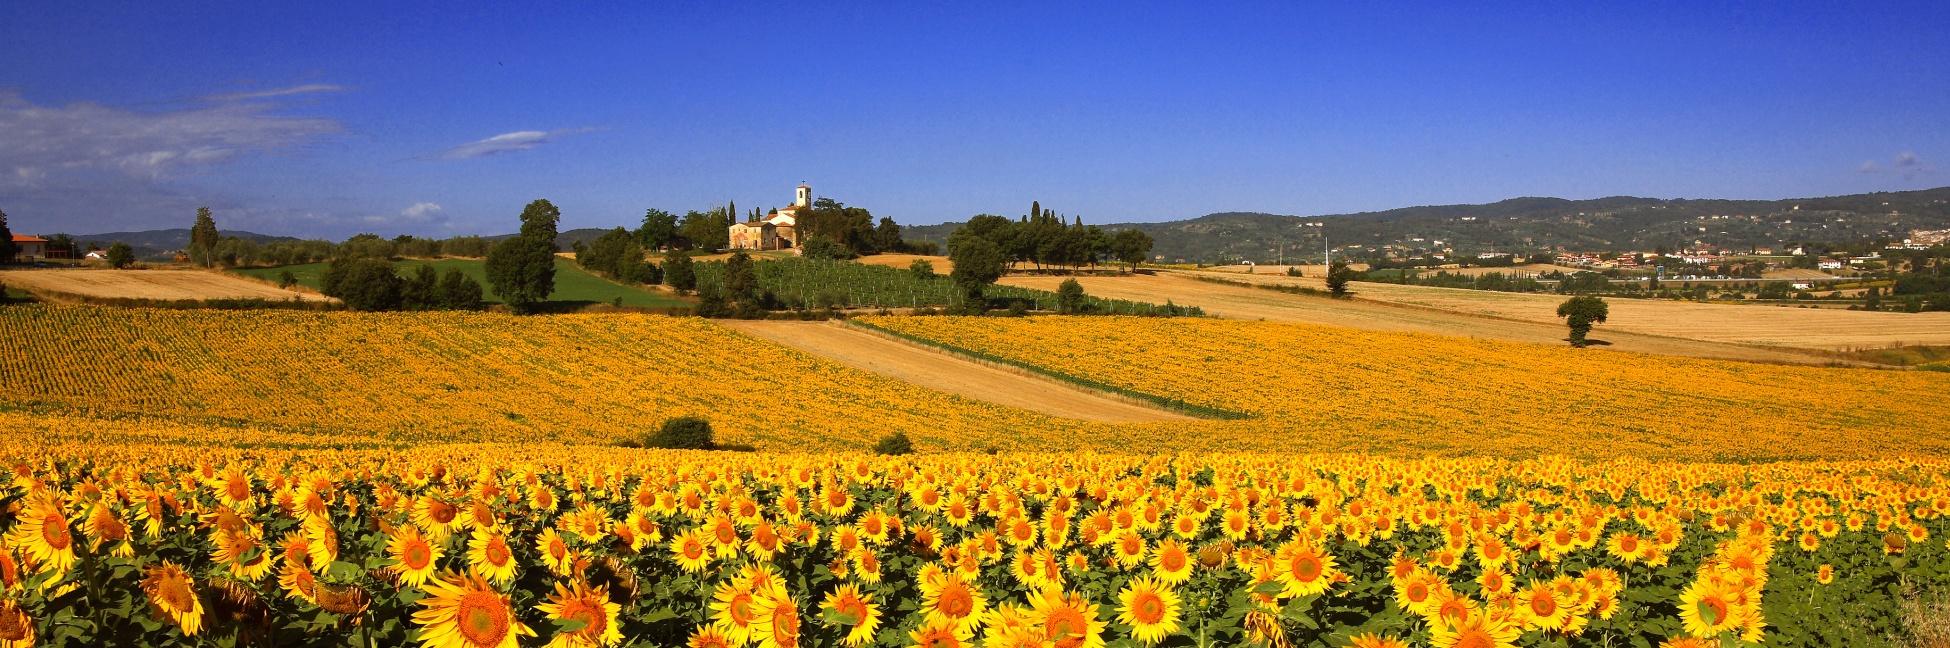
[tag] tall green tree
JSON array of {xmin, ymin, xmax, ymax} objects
[
  {"xmin": 106, "ymin": 242, "xmax": 135, "ymax": 269},
  {"xmin": 0, "ymin": 209, "xmax": 16, "ymax": 263},
  {"xmin": 679, "ymin": 207, "xmax": 731, "ymax": 252},
  {"xmin": 724, "ymin": 250, "xmax": 757, "ymax": 303},
  {"xmin": 438, "ymin": 269, "xmax": 486, "ymax": 310},
  {"xmin": 1110, "ymin": 229, "xmax": 1154, "ymax": 270},
  {"xmin": 1557, "ymin": 296, "xmax": 1610, "ymax": 347},
  {"xmin": 949, "ymin": 236, "xmax": 1007, "ymax": 307},
  {"xmin": 637, "ymin": 208, "xmax": 678, "ymax": 250},
  {"xmin": 663, "ymin": 251, "xmax": 696, "ymax": 292},
  {"xmin": 874, "ymin": 217, "xmax": 904, "ymax": 253},
  {"xmin": 189, "ymin": 207, "xmax": 220, "ymax": 267},
  {"xmin": 485, "ymin": 199, "xmax": 561, "ymax": 314}
]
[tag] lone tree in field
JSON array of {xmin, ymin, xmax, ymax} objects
[
  {"xmin": 948, "ymin": 236, "xmax": 1007, "ymax": 309},
  {"xmin": 106, "ymin": 242, "xmax": 135, "ymax": 269},
  {"xmin": 1557, "ymin": 296, "xmax": 1610, "ymax": 347},
  {"xmin": 486, "ymin": 199, "xmax": 561, "ymax": 314},
  {"xmin": 873, "ymin": 431, "xmax": 914, "ymax": 455},
  {"xmin": 0, "ymin": 209, "xmax": 17, "ymax": 263},
  {"xmin": 1056, "ymin": 278, "xmax": 1087, "ymax": 314},
  {"xmin": 189, "ymin": 207, "xmax": 220, "ymax": 267},
  {"xmin": 1325, "ymin": 260, "xmax": 1355, "ymax": 298}
]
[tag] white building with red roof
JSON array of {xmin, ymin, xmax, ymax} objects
[{"xmin": 729, "ymin": 184, "xmax": 811, "ymax": 251}]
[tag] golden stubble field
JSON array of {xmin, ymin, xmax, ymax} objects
[
  {"xmin": 0, "ymin": 268, "xmax": 328, "ymax": 301},
  {"xmin": 1002, "ymin": 270, "xmax": 1950, "ymax": 360}
]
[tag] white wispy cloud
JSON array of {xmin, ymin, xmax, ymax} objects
[
  {"xmin": 0, "ymin": 85, "xmax": 347, "ymax": 233},
  {"xmin": 0, "ymin": 86, "xmax": 343, "ymax": 183},
  {"xmin": 197, "ymin": 84, "xmax": 351, "ymax": 102},
  {"xmin": 1858, "ymin": 151, "xmax": 1935, "ymax": 179},
  {"xmin": 420, "ymin": 127, "xmax": 599, "ymax": 160}
]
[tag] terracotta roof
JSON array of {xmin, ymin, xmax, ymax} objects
[{"xmin": 11, "ymin": 234, "xmax": 47, "ymax": 243}]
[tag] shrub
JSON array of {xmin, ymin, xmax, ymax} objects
[
  {"xmin": 321, "ymin": 257, "xmax": 404, "ymax": 312},
  {"xmin": 909, "ymin": 258, "xmax": 935, "ymax": 279},
  {"xmin": 1006, "ymin": 300, "xmax": 1030, "ymax": 317},
  {"xmin": 438, "ymin": 269, "xmax": 486, "ymax": 311},
  {"xmin": 277, "ymin": 270, "xmax": 297, "ymax": 288},
  {"xmin": 872, "ymin": 431, "xmax": 914, "ymax": 455},
  {"xmin": 1056, "ymin": 278, "xmax": 1086, "ymax": 314},
  {"xmin": 646, "ymin": 416, "xmax": 715, "ymax": 449}
]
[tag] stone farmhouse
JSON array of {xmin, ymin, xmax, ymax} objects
[{"xmin": 729, "ymin": 184, "xmax": 813, "ymax": 251}]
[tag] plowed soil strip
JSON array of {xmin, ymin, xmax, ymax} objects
[{"xmin": 715, "ymin": 320, "xmax": 1195, "ymax": 423}]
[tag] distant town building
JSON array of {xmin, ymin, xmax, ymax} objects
[
  {"xmin": 1907, "ymin": 229, "xmax": 1950, "ymax": 247},
  {"xmin": 729, "ymin": 184, "xmax": 811, "ymax": 251},
  {"xmin": 10, "ymin": 234, "xmax": 46, "ymax": 262}
]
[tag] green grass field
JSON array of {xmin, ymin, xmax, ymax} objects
[{"xmin": 233, "ymin": 257, "xmax": 690, "ymax": 308}]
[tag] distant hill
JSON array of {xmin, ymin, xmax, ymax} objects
[
  {"xmin": 64, "ymin": 228, "xmax": 301, "ymax": 250},
  {"xmin": 910, "ymin": 187, "xmax": 1950, "ymax": 263}
]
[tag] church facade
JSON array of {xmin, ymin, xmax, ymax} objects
[{"xmin": 729, "ymin": 184, "xmax": 811, "ymax": 251}]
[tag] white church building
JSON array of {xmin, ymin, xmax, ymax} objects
[{"xmin": 728, "ymin": 184, "xmax": 812, "ymax": 251}]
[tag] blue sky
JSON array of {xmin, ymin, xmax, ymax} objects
[{"xmin": 2, "ymin": 1, "xmax": 1945, "ymax": 238}]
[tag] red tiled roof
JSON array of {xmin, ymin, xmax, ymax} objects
[{"xmin": 11, "ymin": 234, "xmax": 47, "ymax": 243}]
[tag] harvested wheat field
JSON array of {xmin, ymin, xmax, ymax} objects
[
  {"xmin": 857, "ymin": 252, "xmax": 954, "ymax": 274},
  {"xmin": 999, "ymin": 271, "xmax": 1845, "ymax": 365},
  {"xmin": 716, "ymin": 318, "xmax": 1191, "ymax": 422},
  {"xmin": 0, "ymin": 268, "xmax": 329, "ymax": 301},
  {"xmin": 1208, "ymin": 271, "xmax": 1950, "ymax": 351}
]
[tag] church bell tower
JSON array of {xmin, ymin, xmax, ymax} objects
[{"xmin": 795, "ymin": 183, "xmax": 811, "ymax": 208}]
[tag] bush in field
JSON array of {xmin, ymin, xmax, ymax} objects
[
  {"xmin": 873, "ymin": 431, "xmax": 915, "ymax": 455},
  {"xmin": 647, "ymin": 416, "xmax": 715, "ymax": 449},
  {"xmin": 321, "ymin": 257, "xmax": 404, "ymax": 312},
  {"xmin": 1056, "ymin": 278, "xmax": 1087, "ymax": 314}
]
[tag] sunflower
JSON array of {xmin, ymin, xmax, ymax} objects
[
  {"xmin": 909, "ymin": 621, "xmax": 972, "ymax": 648},
  {"xmin": 1273, "ymin": 540, "xmax": 1340, "ymax": 599},
  {"xmin": 211, "ymin": 525, "xmax": 276, "ymax": 582},
  {"xmin": 1112, "ymin": 532, "xmax": 1147, "ymax": 568},
  {"xmin": 8, "ymin": 496, "xmax": 75, "ymax": 577},
  {"xmin": 1349, "ymin": 633, "xmax": 1408, "ymax": 648},
  {"xmin": 921, "ymin": 573, "xmax": 988, "ymax": 634},
  {"xmin": 708, "ymin": 578, "xmax": 761, "ymax": 644},
  {"xmin": 1171, "ymin": 513, "xmax": 1200, "ymax": 539},
  {"xmin": 944, "ymin": 497, "xmax": 974, "ymax": 528},
  {"xmin": 1116, "ymin": 576, "xmax": 1181, "ymax": 645},
  {"xmin": 414, "ymin": 572, "xmax": 535, "ymax": 648},
  {"xmin": 388, "ymin": 525, "xmax": 445, "ymax": 588},
  {"xmin": 538, "ymin": 528, "xmax": 577, "ymax": 576},
  {"xmin": 82, "ymin": 502, "xmax": 134, "ymax": 558},
  {"xmin": 853, "ymin": 549, "xmax": 884, "ymax": 584},
  {"xmin": 1606, "ymin": 532, "xmax": 1646, "ymax": 563},
  {"xmin": 1429, "ymin": 607, "xmax": 1520, "ymax": 648},
  {"xmin": 747, "ymin": 519, "xmax": 784, "ymax": 559},
  {"xmin": 820, "ymin": 584, "xmax": 882, "ymax": 647},
  {"xmin": 1817, "ymin": 564, "xmax": 1834, "ymax": 585},
  {"xmin": 0, "ymin": 599, "xmax": 35, "ymax": 648},
  {"xmin": 278, "ymin": 560, "xmax": 320, "ymax": 605},
  {"xmin": 751, "ymin": 593, "xmax": 802, "ymax": 648},
  {"xmin": 688, "ymin": 627, "xmax": 735, "ymax": 648},
  {"xmin": 1394, "ymin": 572, "xmax": 1441, "ymax": 616},
  {"xmin": 1027, "ymin": 586, "xmax": 1106, "ymax": 648},
  {"xmin": 414, "ymin": 496, "xmax": 463, "ymax": 540},
  {"xmin": 302, "ymin": 516, "xmax": 340, "ymax": 571},
  {"xmin": 141, "ymin": 561, "xmax": 204, "ymax": 637},
  {"xmin": 1149, "ymin": 539, "xmax": 1193, "ymax": 585},
  {"xmin": 1515, "ymin": 580, "xmax": 1570, "ymax": 632},
  {"xmin": 1678, "ymin": 578, "xmax": 1745, "ymax": 638},
  {"xmin": 468, "ymin": 530, "xmax": 519, "ymax": 585},
  {"xmin": 538, "ymin": 580, "xmax": 622, "ymax": 648}
]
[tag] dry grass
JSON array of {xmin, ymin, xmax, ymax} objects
[
  {"xmin": 1897, "ymin": 584, "xmax": 1950, "ymax": 648},
  {"xmin": 0, "ymin": 269, "xmax": 329, "ymax": 302}
]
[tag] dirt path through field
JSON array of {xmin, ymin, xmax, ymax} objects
[
  {"xmin": 0, "ymin": 269, "xmax": 330, "ymax": 302},
  {"xmin": 998, "ymin": 272, "xmax": 1847, "ymax": 365},
  {"xmin": 715, "ymin": 320, "xmax": 1195, "ymax": 423}
]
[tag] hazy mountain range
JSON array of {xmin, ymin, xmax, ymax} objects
[{"xmin": 52, "ymin": 187, "xmax": 1950, "ymax": 264}]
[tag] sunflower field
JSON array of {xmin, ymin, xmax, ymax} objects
[{"xmin": 3, "ymin": 442, "xmax": 1948, "ymax": 648}]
